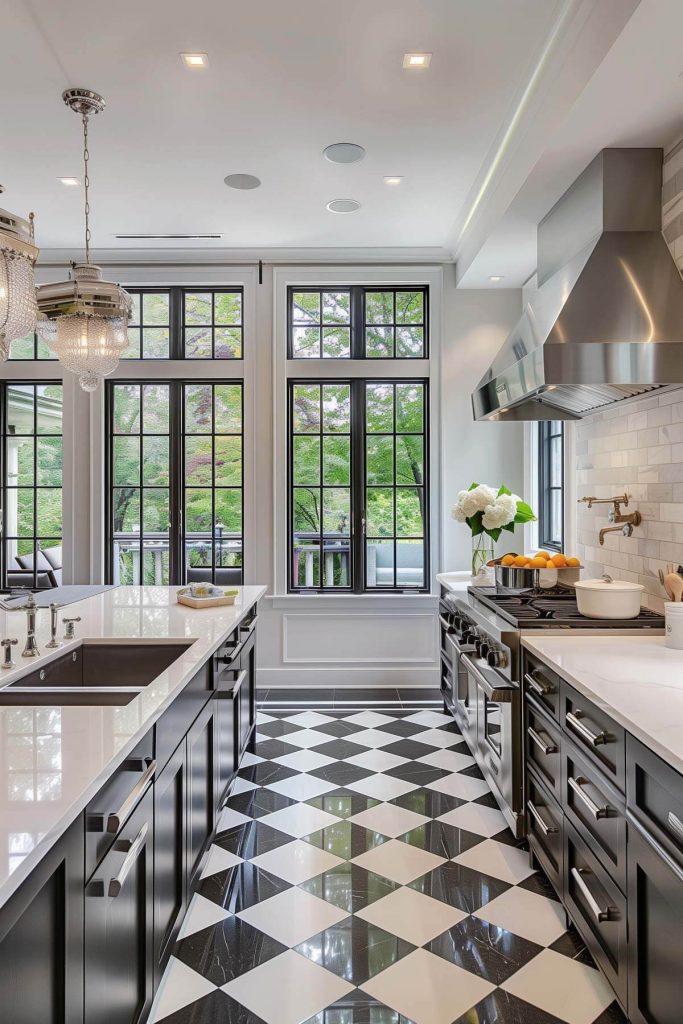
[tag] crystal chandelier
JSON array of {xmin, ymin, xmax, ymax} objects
[
  {"xmin": 0, "ymin": 194, "xmax": 39, "ymax": 362},
  {"xmin": 36, "ymin": 89, "xmax": 131, "ymax": 392}
]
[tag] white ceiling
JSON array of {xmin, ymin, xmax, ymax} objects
[
  {"xmin": 2, "ymin": 0, "xmax": 565, "ymax": 252},
  {"xmin": 460, "ymin": 0, "xmax": 683, "ymax": 286}
]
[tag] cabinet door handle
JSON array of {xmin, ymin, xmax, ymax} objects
[
  {"xmin": 566, "ymin": 710, "xmax": 610, "ymax": 747},
  {"xmin": 524, "ymin": 671, "xmax": 555, "ymax": 697},
  {"xmin": 568, "ymin": 776, "xmax": 609, "ymax": 819},
  {"xmin": 215, "ymin": 668, "xmax": 247, "ymax": 698},
  {"xmin": 106, "ymin": 759, "xmax": 156, "ymax": 834},
  {"xmin": 527, "ymin": 799, "xmax": 558, "ymax": 836},
  {"xmin": 527, "ymin": 725, "xmax": 557, "ymax": 756},
  {"xmin": 570, "ymin": 866, "xmax": 613, "ymax": 923},
  {"xmin": 108, "ymin": 822, "xmax": 148, "ymax": 897},
  {"xmin": 240, "ymin": 615, "xmax": 258, "ymax": 637},
  {"xmin": 667, "ymin": 811, "xmax": 683, "ymax": 843}
]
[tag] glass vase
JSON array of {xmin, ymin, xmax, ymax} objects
[{"xmin": 471, "ymin": 534, "xmax": 494, "ymax": 577}]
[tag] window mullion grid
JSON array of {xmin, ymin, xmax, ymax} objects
[
  {"xmin": 169, "ymin": 382, "xmax": 182, "ymax": 583},
  {"xmin": 351, "ymin": 380, "xmax": 364, "ymax": 594},
  {"xmin": 392, "ymin": 382, "xmax": 397, "ymax": 590},
  {"xmin": 318, "ymin": 384, "xmax": 324, "ymax": 589}
]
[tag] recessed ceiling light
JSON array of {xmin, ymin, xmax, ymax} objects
[
  {"xmin": 403, "ymin": 52, "xmax": 432, "ymax": 69},
  {"xmin": 224, "ymin": 173, "xmax": 261, "ymax": 190},
  {"xmin": 180, "ymin": 52, "xmax": 209, "ymax": 68},
  {"xmin": 323, "ymin": 143, "xmax": 366, "ymax": 164},
  {"xmin": 58, "ymin": 177, "xmax": 80, "ymax": 186},
  {"xmin": 384, "ymin": 176, "xmax": 403, "ymax": 186},
  {"xmin": 326, "ymin": 199, "xmax": 361, "ymax": 214},
  {"xmin": 489, "ymin": 275, "xmax": 504, "ymax": 282}
]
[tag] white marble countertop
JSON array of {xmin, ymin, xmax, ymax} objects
[
  {"xmin": 522, "ymin": 634, "xmax": 683, "ymax": 775},
  {"xmin": 437, "ymin": 571, "xmax": 476, "ymax": 593},
  {"xmin": 0, "ymin": 585, "xmax": 265, "ymax": 904}
]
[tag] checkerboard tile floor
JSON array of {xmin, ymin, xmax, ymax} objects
[{"xmin": 149, "ymin": 708, "xmax": 627, "ymax": 1024}]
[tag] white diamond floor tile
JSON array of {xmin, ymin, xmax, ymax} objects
[
  {"xmin": 351, "ymin": 838, "xmax": 446, "ymax": 885},
  {"xmin": 259, "ymin": 802, "xmax": 341, "ymax": 838},
  {"xmin": 216, "ymin": 806, "xmax": 252, "ymax": 833},
  {"xmin": 222, "ymin": 950, "xmax": 354, "ymax": 1024},
  {"xmin": 229, "ymin": 776, "xmax": 260, "ymax": 795},
  {"xmin": 249, "ymin": 839, "xmax": 345, "ymax": 884},
  {"xmin": 280, "ymin": 728, "xmax": 332, "ymax": 749},
  {"xmin": 356, "ymin": 884, "xmax": 468, "ymax": 946},
  {"xmin": 414, "ymin": 727, "xmax": 462, "ymax": 749},
  {"xmin": 346, "ymin": 748, "xmax": 409, "ymax": 772},
  {"xmin": 272, "ymin": 748, "xmax": 336, "ymax": 772},
  {"xmin": 501, "ymin": 948, "xmax": 615, "ymax": 1024},
  {"xmin": 474, "ymin": 885, "xmax": 568, "ymax": 946},
  {"xmin": 436, "ymin": 802, "xmax": 508, "ymax": 838},
  {"xmin": 265, "ymin": 773, "xmax": 338, "ymax": 801},
  {"xmin": 177, "ymin": 893, "xmax": 232, "ymax": 940},
  {"xmin": 345, "ymin": 728, "xmax": 397, "ymax": 749},
  {"xmin": 236, "ymin": 886, "xmax": 349, "ymax": 946},
  {"xmin": 199, "ymin": 844, "xmax": 244, "ymax": 880},
  {"xmin": 345, "ymin": 773, "xmax": 419, "ymax": 801},
  {"xmin": 238, "ymin": 750, "xmax": 265, "ymax": 768},
  {"xmin": 344, "ymin": 711, "xmax": 397, "ymax": 728},
  {"xmin": 418, "ymin": 748, "xmax": 475, "ymax": 773},
  {"xmin": 452, "ymin": 838, "xmax": 536, "ymax": 884},
  {"xmin": 361, "ymin": 947, "xmax": 495, "ymax": 1024},
  {"xmin": 148, "ymin": 957, "xmax": 216, "ymax": 1023},
  {"xmin": 426, "ymin": 772, "xmax": 491, "ymax": 800},
  {"xmin": 287, "ymin": 711, "xmax": 336, "ymax": 728},
  {"xmin": 404, "ymin": 710, "xmax": 454, "ymax": 728},
  {"xmin": 348, "ymin": 802, "xmax": 430, "ymax": 838},
  {"xmin": 256, "ymin": 712, "xmax": 276, "ymax": 724}
]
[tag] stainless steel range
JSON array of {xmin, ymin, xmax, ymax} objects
[{"xmin": 438, "ymin": 585, "xmax": 664, "ymax": 838}]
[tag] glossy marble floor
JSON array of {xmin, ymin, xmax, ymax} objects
[{"xmin": 149, "ymin": 703, "xmax": 627, "ymax": 1024}]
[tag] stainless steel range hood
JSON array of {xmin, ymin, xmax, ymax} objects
[{"xmin": 472, "ymin": 149, "xmax": 683, "ymax": 421}]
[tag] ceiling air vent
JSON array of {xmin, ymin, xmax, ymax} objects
[{"xmin": 114, "ymin": 233, "xmax": 222, "ymax": 240}]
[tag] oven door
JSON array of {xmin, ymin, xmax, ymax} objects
[
  {"xmin": 445, "ymin": 633, "xmax": 476, "ymax": 745},
  {"xmin": 461, "ymin": 652, "xmax": 522, "ymax": 825}
]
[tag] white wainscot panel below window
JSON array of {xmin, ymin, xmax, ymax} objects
[{"xmin": 282, "ymin": 613, "xmax": 435, "ymax": 664}]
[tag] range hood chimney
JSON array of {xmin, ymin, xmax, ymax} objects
[{"xmin": 472, "ymin": 148, "xmax": 683, "ymax": 421}]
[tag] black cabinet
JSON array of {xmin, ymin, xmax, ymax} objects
[
  {"xmin": 187, "ymin": 700, "xmax": 216, "ymax": 885},
  {"xmin": 627, "ymin": 813, "xmax": 683, "ymax": 1024},
  {"xmin": 154, "ymin": 741, "xmax": 188, "ymax": 981},
  {"xmin": 236, "ymin": 620, "xmax": 257, "ymax": 757},
  {"xmin": 214, "ymin": 684, "xmax": 237, "ymax": 811},
  {"xmin": 0, "ymin": 818, "xmax": 84, "ymax": 1024},
  {"xmin": 84, "ymin": 787, "xmax": 154, "ymax": 1024}
]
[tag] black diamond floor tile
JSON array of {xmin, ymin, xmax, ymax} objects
[
  {"xmin": 451, "ymin": 989, "xmax": 568, "ymax": 1024},
  {"xmin": 384, "ymin": 761, "xmax": 449, "ymax": 785},
  {"xmin": 255, "ymin": 718, "xmax": 305, "ymax": 738},
  {"xmin": 214, "ymin": 821, "xmax": 293, "ymax": 858},
  {"xmin": 237, "ymin": 761, "xmax": 299, "ymax": 786},
  {"xmin": 518, "ymin": 870, "xmax": 563, "ymax": 901},
  {"xmin": 427, "ymin": 915, "xmax": 544, "ymax": 985},
  {"xmin": 397, "ymin": 820, "xmax": 483, "ymax": 859},
  {"xmin": 459, "ymin": 761, "xmax": 486, "ymax": 780},
  {"xmin": 314, "ymin": 719, "xmax": 366, "ymax": 737},
  {"xmin": 303, "ymin": 990, "xmax": 414, "ymax": 1023},
  {"xmin": 308, "ymin": 761, "xmax": 375, "ymax": 786},
  {"xmin": 223, "ymin": 788, "xmax": 298, "ymax": 819},
  {"xmin": 295, "ymin": 917, "xmax": 414, "ymax": 985},
  {"xmin": 549, "ymin": 923, "xmax": 594, "ymax": 965},
  {"xmin": 593, "ymin": 1002, "xmax": 628, "ymax": 1024},
  {"xmin": 381, "ymin": 738, "xmax": 439, "ymax": 760},
  {"xmin": 299, "ymin": 862, "xmax": 398, "ymax": 914},
  {"xmin": 314, "ymin": 737, "xmax": 368, "ymax": 760},
  {"xmin": 156, "ymin": 990, "xmax": 268, "ymax": 1024},
  {"xmin": 252, "ymin": 737, "xmax": 300, "ymax": 760},
  {"xmin": 409, "ymin": 859, "xmax": 511, "ymax": 914},
  {"xmin": 198, "ymin": 862, "xmax": 292, "ymax": 913},
  {"xmin": 175, "ymin": 917, "xmax": 287, "ymax": 985},
  {"xmin": 305, "ymin": 790, "xmax": 382, "ymax": 819},
  {"xmin": 375, "ymin": 718, "xmax": 427, "ymax": 737},
  {"xmin": 390, "ymin": 788, "xmax": 468, "ymax": 819},
  {"xmin": 302, "ymin": 819, "xmax": 389, "ymax": 859}
]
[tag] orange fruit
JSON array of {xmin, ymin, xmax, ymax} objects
[
  {"xmin": 551, "ymin": 553, "xmax": 567, "ymax": 567},
  {"xmin": 537, "ymin": 551, "xmax": 551, "ymax": 560},
  {"xmin": 529, "ymin": 556, "xmax": 547, "ymax": 568},
  {"xmin": 545, "ymin": 559, "xmax": 556, "ymax": 569},
  {"xmin": 501, "ymin": 554, "xmax": 515, "ymax": 566},
  {"xmin": 513, "ymin": 555, "xmax": 529, "ymax": 567},
  {"xmin": 566, "ymin": 556, "xmax": 580, "ymax": 567}
]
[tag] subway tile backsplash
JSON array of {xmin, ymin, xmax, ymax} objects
[{"xmin": 576, "ymin": 388, "xmax": 683, "ymax": 610}]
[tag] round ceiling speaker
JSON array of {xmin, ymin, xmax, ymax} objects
[
  {"xmin": 323, "ymin": 143, "xmax": 366, "ymax": 164},
  {"xmin": 224, "ymin": 173, "xmax": 262, "ymax": 190},
  {"xmin": 326, "ymin": 199, "xmax": 361, "ymax": 214}
]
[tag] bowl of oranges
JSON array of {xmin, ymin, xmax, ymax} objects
[{"xmin": 493, "ymin": 551, "xmax": 582, "ymax": 589}]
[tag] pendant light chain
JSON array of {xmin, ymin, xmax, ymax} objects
[{"xmin": 82, "ymin": 112, "xmax": 91, "ymax": 264}]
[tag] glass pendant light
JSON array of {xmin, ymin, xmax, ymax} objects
[
  {"xmin": 0, "ymin": 191, "xmax": 39, "ymax": 362},
  {"xmin": 36, "ymin": 89, "xmax": 131, "ymax": 392}
]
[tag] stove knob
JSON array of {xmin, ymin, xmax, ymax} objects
[
  {"xmin": 487, "ymin": 648, "xmax": 508, "ymax": 669},
  {"xmin": 475, "ymin": 638, "xmax": 489, "ymax": 659},
  {"xmin": 463, "ymin": 629, "xmax": 478, "ymax": 645}
]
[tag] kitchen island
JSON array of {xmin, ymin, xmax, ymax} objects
[{"xmin": 0, "ymin": 584, "xmax": 265, "ymax": 1024}]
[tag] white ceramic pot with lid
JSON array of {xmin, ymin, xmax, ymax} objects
[{"xmin": 574, "ymin": 575, "xmax": 644, "ymax": 619}]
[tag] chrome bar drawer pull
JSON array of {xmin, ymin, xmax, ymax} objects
[
  {"xmin": 108, "ymin": 822, "xmax": 148, "ymax": 897},
  {"xmin": 106, "ymin": 759, "xmax": 156, "ymax": 834},
  {"xmin": 568, "ymin": 776, "xmax": 609, "ymax": 819},
  {"xmin": 571, "ymin": 866, "xmax": 613, "ymax": 922},
  {"xmin": 524, "ymin": 671, "xmax": 555, "ymax": 697},
  {"xmin": 667, "ymin": 811, "xmax": 683, "ymax": 843},
  {"xmin": 527, "ymin": 726, "xmax": 557, "ymax": 756},
  {"xmin": 527, "ymin": 799, "xmax": 558, "ymax": 836},
  {"xmin": 566, "ymin": 710, "xmax": 610, "ymax": 747}
]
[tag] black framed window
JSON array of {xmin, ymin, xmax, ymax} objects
[
  {"xmin": 8, "ymin": 332, "xmax": 56, "ymax": 360},
  {"xmin": 1, "ymin": 382, "xmax": 63, "ymax": 589},
  {"xmin": 538, "ymin": 420, "xmax": 564, "ymax": 551},
  {"xmin": 122, "ymin": 291, "xmax": 171, "ymax": 358},
  {"xmin": 106, "ymin": 381, "xmax": 243, "ymax": 586},
  {"xmin": 288, "ymin": 286, "xmax": 428, "ymax": 359},
  {"xmin": 288, "ymin": 378, "xmax": 428, "ymax": 593},
  {"xmin": 117, "ymin": 286, "xmax": 244, "ymax": 360}
]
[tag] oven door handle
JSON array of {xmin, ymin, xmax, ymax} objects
[
  {"xmin": 438, "ymin": 614, "xmax": 454, "ymax": 633},
  {"xmin": 461, "ymin": 653, "xmax": 516, "ymax": 702},
  {"xmin": 447, "ymin": 634, "xmax": 475, "ymax": 658}
]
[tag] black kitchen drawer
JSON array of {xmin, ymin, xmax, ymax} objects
[
  {"xmin": 155, "ymin": 662, "xmax": 211, "ymax": 772},
  {"xmin": 561, "ymin": 681, "xmax": 625, "ymax": 793},
  {"xmin": 626, "ymin": 733, "xmax": 683, "ymax": 864},
  {"xmin": 526, "ymin": 769, "xmax": 563, "ymax": 895},
  {"xmin": 524, "ymin": 653, "xmax": 560, "ymax": 720},
  {"xmin": 85, "ymin": 731, "xmax": 155, "ymax": 880},
  {"xmin": 526, "ymin": 698, "xmax": 562, "ymax": 801},
  {"xmin": 565, "ymin": 821, "xmax": 627, "ymax": 1011},
  {"xmin": 563, "ymin": 737, "xmax": 626, "ymax": 894}
]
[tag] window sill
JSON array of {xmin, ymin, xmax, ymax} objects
[{"xmin": 268, "ymin": 592, "xmax": 439, "ymax": 611}]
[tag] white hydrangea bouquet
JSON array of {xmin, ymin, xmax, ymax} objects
[{"xmin": 452, "ymin": 483, "xmax": 536, "ymax": 576}]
